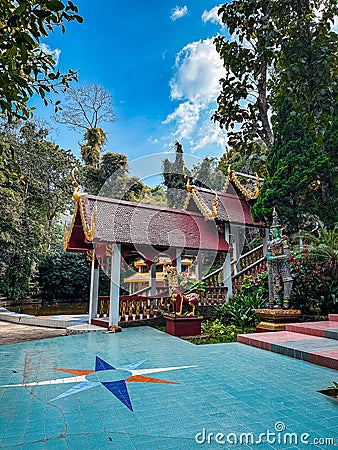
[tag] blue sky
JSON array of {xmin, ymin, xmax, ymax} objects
[{"xmin": 32, "ymin": 1, "xmax": 230, "ymax": 184}]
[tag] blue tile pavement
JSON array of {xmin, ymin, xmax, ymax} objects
[{"xmin": 0, "ymin": 327, "xmax": 337, "ymax": 449}]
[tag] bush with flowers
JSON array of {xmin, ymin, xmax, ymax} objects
[{"xmin": 289, "ymin": 248, "xmax": 338, "ymax": 315}]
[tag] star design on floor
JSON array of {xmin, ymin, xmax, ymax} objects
[{"xmin": 1, "ymin": 357, "xmax": 195, "ymax": 412}]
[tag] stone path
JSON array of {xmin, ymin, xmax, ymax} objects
[{"xmin": 0, "ymin": 320, "xmax": 66, "ymax": 345}]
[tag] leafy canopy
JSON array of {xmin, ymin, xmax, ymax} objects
[{"xmin": 0, "ymin": 0, "xmax": 83, "ymax": 121}]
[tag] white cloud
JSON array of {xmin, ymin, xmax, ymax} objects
[
  {"xmin": 170, "ymin": 6, "xmax": 188, "ymax": 21},
  {"xmin": 39, "ymin": 43, "xmax": 61, "ymax": 64},
  {"xmin": 201, "ymin": 5, "xmax": 223, "ymax": 27},
  {"xmin": 163, "ymin": 101, "xmax": 203, "ymax": 140},
  {"xmin": 169, "ymin": 39, "xmax": 223, "ymax": 103},
  {"xmin": 164, "ymin": 38, "xmax": 226, "ymax": 152}
]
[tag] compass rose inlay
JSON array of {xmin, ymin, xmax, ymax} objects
[{"xmin": 1, "ymin": 357, "xmax": 195, "ymax": 412}]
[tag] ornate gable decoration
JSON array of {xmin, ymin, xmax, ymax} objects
[{"xmin": 223, "ymin": 165, "xmax": 263, "ymax": 200}]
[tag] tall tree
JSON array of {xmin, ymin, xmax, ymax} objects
[
  {"xmin": 162, "ymin": 141, "xmax": 188, "ymax": 209},
  {"xmin": 55, "ymin": 83, "xmax": 115, "ymax": 168},
  {"xmin": 252, "ymin": 97, "xmax": 335, "ymax": 232},
  {"xmin": 213, "ymin": 0, "xmax": 338, "ymax": 153},
  {"xmin": 0, "ymin": 121, "xmax": 75, "ymax": 298}
]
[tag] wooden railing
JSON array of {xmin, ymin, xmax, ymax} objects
[
  {"xmin": 98, "ymin": 294, "xmax": 171, "ymax": 322},
  {"xmin": 237, "ymin": 244, "xmax": 264, "ymax": 273},
  {"xmin": 202, "ymin": 266, "xmax": 223, "ymax": 288},
  {"xmin": 232, "ymin": 257, "xmax": 266, "ymax": 294},
  {"xmin": 200, "ymin": 287, "xmax": 228, "ymax": 306},
  {"xmin": 200, "ymin": 244, "xmax": 266, "ymax": 295}
]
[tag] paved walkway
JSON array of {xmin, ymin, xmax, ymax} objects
[
  {"xmin": 0, "ymin": 327, "xmax": 337, "ymax": 449},
  {"xmin": 0, "ymin": 321, "xmax": 66, "ymax": 345}
]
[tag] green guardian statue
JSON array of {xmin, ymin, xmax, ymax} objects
[{"xmin": 266, "ymin": 208, "xmax": 293, "ymax": 309}]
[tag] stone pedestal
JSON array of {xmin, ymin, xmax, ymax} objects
[
  {"xmin": 164, "ymin": 314, "xmax": 202, "ymax": 337},
  {"xmin": 255, "ymin": 309, "xmax": 301, "ymax": 332}
]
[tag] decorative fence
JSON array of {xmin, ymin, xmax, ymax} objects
[
  {"xmin": 202, "ymin": 244, "xmax": 266, "ymax": 295},
  {"xmin": 96, "ymin": 244, "xmax": 266, "ymax": 324},
  {"xmin": 231, "ymin": 257, "xmax": 267, "ymax": 294},
  {"xmin": 98, "ymin": 294, "xmax": 172, "ymax": 322}
]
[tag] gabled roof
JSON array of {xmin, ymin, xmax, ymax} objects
[
  {"xmin": 183, "ymin": 185, "xmax": 264, "ymax": 227},
  {"xmin": 64, "ymin": 193, "xmax": 230, "ymax": 253}
]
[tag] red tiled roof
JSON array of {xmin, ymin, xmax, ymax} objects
[
  {"xmin": 186, "ymin": 186, "xmax": 264, "ymax": 227},
  {"xmin": 76, "ymin": 195, "xmax": 229, "ymax": 252}
]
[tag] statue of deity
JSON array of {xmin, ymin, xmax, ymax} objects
[{"xmin": 266, "ymin": 208, "xmax": 293, "ymax": 309}]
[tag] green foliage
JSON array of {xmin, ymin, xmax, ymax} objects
[
  {"xmin": 79, "ymin": 151, "xmax": 148, "ymax": 202},
  {"xmin": 191, "ymin": 157, "xmax": 225, "ymax": 191},
  {"xmin": 0, "ymin": 122, "xmax": 75, "ymax": 299},
  {"xmin": 289, "ymin": 247, "xmax": 338, "ymax": 315},
  {"xmin": 190, "ymin": 321, "xmax": 242, "ymax": 345},
  {"xmin": 213, "ymin": 0, "xmax": 338, "ymax": 154},
  {"xmin": 213, "ymin": 0, "xmax": 276, "ymax": 152},
  {"xmin": 215, "ymin": 274, "xmax": 267, "ymax": 330},
  {"xmin": 218, "ymin": 144, "xmax": 268, "ymax": 178},
  {"xmin": 0, "ymin": 0, "xmax": 82, "ymax": 122},
  {"xmin": 80, "ymin": 127, "xmax": 106, "ymax": 168},
  {"xmin": 252, "ymin": 97, "xmax": 336, "ymax": 232},
  {"xmin": 162, "ymin": 141, "xmax": 188, "ymax": 209},
  {"xmin": 39, "ymin": 250, "xmax": 90, "ymax": 301}
]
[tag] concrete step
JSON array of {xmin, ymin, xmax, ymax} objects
[
  {"xmin": 286, "ymin": 321, "xmax": 338, "ymax": 340},
  {"xmin": 238, "ymin": 330, "xmax": 338, "ymax": 370}
]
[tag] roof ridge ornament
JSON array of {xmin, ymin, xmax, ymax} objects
[{"xmin": 222, "ymin": 164, "xmax": 261, "ymax": 200}]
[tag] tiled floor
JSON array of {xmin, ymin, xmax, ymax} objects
[{"xmin": 0, "ymin": 326, "xmax": 337, "ymax": 449}]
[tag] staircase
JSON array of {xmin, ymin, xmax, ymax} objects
[
  {"xmin": 202, "ymin": 244, "xmax": 266, "ymax": 294},
  {"xmin": 238, "ymin": 314, "xmax": 338, "ymax": 370}
]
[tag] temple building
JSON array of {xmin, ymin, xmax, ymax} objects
[{"xmin": 63, "ymin": 167, "xmax": 266, "ymax": 328}]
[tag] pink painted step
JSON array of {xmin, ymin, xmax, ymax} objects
[
  {"xmin": 237, "ymin": 331, "xmax": 319, "ymax": 351},
  {"xmin": 238, "ymin": 331, "xmax": 338, "ymax": 370},
  {"xmin": 329, "ymin": 314, "xmax": 338, "ymax": 322},
  {"xmin": 286, "ymin": 321, "xmax": 338, "ymax": 338}
]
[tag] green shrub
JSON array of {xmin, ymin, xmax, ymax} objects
[
  {"xmin": 290, "ymin": 249, "xmax": 338, "ymax": 314},
  {"xmin": 190, "ymin": 320, "xmax": 241, "ymax": 344},
  {"xmin": 214, "ymin": 275, "xmax": 267, "ymax": 330}
]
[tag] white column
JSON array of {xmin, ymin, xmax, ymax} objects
[
  {"xmin": 232, "ymin": 226, "xmax": 240, "ymax": 274},
  {"xmin": 223, "ymin": 223, "xmax": 233, "ymax": 297},
  {"xmin": 195, "ymin": 252, "xmax": 202, "ymax": 281},
  {"xmin": 109, "ymin": 243, "xmax": 121, "ymax": 327},
  {"xmin": 92, "ymin": 265, "xmax": 99, "ymax": 319},
  {"xmin": 175, "ymin": 249, "xmax": 182, "ymax": 273},
  {"xmin": 88, "ymin": 253, "xmax": 99, "ymax": 323},
  {"xmin": 149, "ymin": 263, "xmax": 156, "ymax": 296}
]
